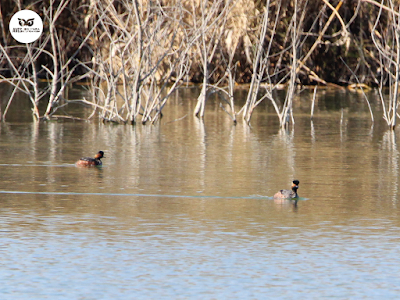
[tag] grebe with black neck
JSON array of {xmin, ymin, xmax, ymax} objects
[
  {"xmin": 274, "ymin": 180, "xmax": 299, "ymax": 199},
  {"xmin": 76, "ymin": 151, "xmax": 105, "ymax": 167}
]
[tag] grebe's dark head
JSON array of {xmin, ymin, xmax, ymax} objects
[
  {"xmin": 292, "ymin": 180, "xmax": 300, "ymax": 190},
  {"xmin": 95, "ymin": 151, "xmax": 105, "ymax": 159}
]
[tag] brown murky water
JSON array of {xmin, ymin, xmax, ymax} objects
[{"xmin": 1, "ymin": 86, "xmax": 400, "ymax": 299}]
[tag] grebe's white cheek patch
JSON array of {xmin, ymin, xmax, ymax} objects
[{"xmin": 9, "ymin": 10, "xmax": 43, "ymax": 43}]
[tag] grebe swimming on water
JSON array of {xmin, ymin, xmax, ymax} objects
[
  {"xmin": 274, "ymin": 180, "xmax": 299, "ymax": 199},
  {"xmin": 76, "ymin": 151, "xmax": 105, "ymax": 167}
]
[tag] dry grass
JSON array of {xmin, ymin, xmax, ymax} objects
[{"xmin": 0, "ymin": 0, "xmax": 400, "ymax": 126}]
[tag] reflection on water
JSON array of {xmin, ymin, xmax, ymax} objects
[{"xmin": 2, "ymin": 87, "xmax": 400, "ymax": 298}]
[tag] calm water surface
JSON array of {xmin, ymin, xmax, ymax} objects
[{"xmin": 1, "ymin": 87, "xmax": 400, "ymax": 299}]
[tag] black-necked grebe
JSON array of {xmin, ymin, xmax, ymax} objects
[
  {"xmin": 76, "ymin": 151, "xmax": 105, "ymax": 167},
  {"xmin": 274, "ymin": 180, "xmax": 299, "ymax": 199}
]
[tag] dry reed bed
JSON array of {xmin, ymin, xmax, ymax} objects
[{"xmin": 0, "ymin": 0, "xmax": 400, "ymax": 128}]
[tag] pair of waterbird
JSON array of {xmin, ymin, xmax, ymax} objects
[{"xmin": 76, "ymin": 151, "xmax": 300, "ymax": 199}]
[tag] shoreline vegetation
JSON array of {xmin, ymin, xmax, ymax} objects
[{"xmin": 0, "ymin": 0, "xmax": 400, "ymax": 129}]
